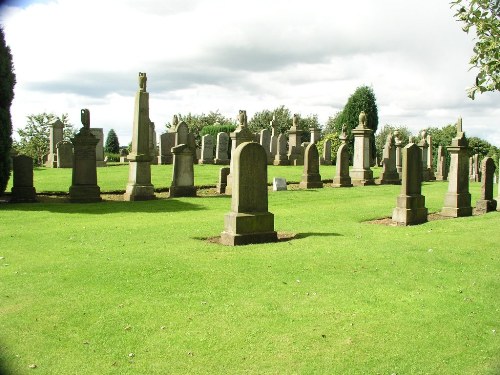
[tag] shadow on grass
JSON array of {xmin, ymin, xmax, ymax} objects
[
  {"xmin": 293, "ymin": 232, "xmax": 342, "ymax": 239},
  {"xmin": 196, "ymin": 231, "xmax": 342, "ymax": 245},
  {"xmin": 0, "ymin": 198, "xmax": 206, "ymax": 215}
]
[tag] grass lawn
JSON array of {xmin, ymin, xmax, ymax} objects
[{"xmin": 1, "ymin": 165, "xmax": 499, "ymax": 374}]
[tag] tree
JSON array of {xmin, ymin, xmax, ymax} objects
[
  {"xmin": 0, "ymin": 26, "xmax": 16, "ymax": 194},
  {"xmin": 14, "ymin": 113, "xmax": 75, "ymax": 166},
  {"xmin": 375, "ymin": 125, "xmax": 413, "ymax": 162},
  {"xmin": 451, "ymin": 0, "xmax": 500, "ymax": 98},
  {"xmin": 104, "ymin": 129, "xmax": 120, "ymax": 154}
]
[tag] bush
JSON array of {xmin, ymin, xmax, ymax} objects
[
  {"xmin": 200, "ymin": 124, "xmax": 237, "ymax": 138},
  {"xmin": 104, "ymin": 152, "xmax": 120, "ymax": 162}
]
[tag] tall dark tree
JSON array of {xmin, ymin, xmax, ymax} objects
[
  {"xmin": 0, "ymin": 26, "xmax": 16, "ymax": 194},
  {"xmin": 104, "ymin": 128, "xmax": 120, "ymax": 154}
]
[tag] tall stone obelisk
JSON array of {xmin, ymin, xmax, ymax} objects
[{"xmin": 124, "ymin": 72, "xmax": 155, "ymax": 201}]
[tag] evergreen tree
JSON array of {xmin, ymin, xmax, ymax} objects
[
  {"xmin": 104, "ymin": 128, "xmax": 120, "ymax": 154},
  {"xmin": 0, "ymin": 26, "xmax": 16, "ymax": 194}
]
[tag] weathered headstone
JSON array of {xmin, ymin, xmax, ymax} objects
[
  {"xmin": 269, "ymin": 116, "xmax": 279, "ymax": 163},
  {"xmin": 394, "ymin": 130, "xmax": 403, "ymax": 179},
  {"xmin": 392, "ymin": 143, "xmax": 428, "ymax": 225},
  {"xmin": 158, "ymin": 132, "xmax": 175, "ymax": 164},
  {"xmin": 149, "ymin": 122, "xmax": 158, "ymax": 165},
  {"xmin": 332, "ymin": 126, "xmax": 352, "ymax": 188},
  {"xmin": 175, "ymin": 121, "xmax": 189, "ymax": 146},
  {"xmin": 10, "ymin": 155, "xmax": 37, "ymax": 203},
  {"xmin": 470, "ymin": 153, "xmax": 481, "ymax": 182},
  {"xmin": 56, "ymin": 140, "xmax": 73, "ymax": 168},
  {"xmin": 475, "ymin": 157, "xmax": 497, "ymax": 213},
  {"xmin": 199, "ymin": 134, "xmax": 214, "ymax": 164},
  {"xmin": 379, "ymin": 132, "xmax": 400, "ymax": 185},
  {"xmin": 220, "ymin": 142, "xmax": 278, "ymax": 246},
  {"xmin": 216, "ymin": 167, "xmax": 230, "ymax": 194},
  {"xmin": 435, "ymin": 145, "xmax": 448, "ymax": 181},
  {"xmin": 441, "ymin": 118, "xmax": 472, "ymax": 217},
  {"xmin": 259, "ymin": 128, "xmax": 272, "ymax": 165},
  {"xmin": 350, "ymin": 113, "xmax": 375, "ymax": 185},
  {"xmin": 426, "ymin": 134, "xmax": 436, "ymax": 180},
  {"xmin": 287, "ymin": 114, "xmax": 304, "ymax": 166},
  {"xmin": 273, "ymin": 177, "xmax": 287, "ymax": 191},
  {"xmin": 45, "ymin": 118, "xmax": 64, "ymax": 168},
  {"xmin": 299, "ymin": 143, "xmax": 323, "ymax": 189},
  {"xmin": 124, "ymin": 72, "xmax": 155, "ymax": 201},
  {"xmin": 273, "ymin": 134, "xmax": 289, "ymax": 166},
  {"xmin": 69, "ymin": 109, "xmax": 102, "ymax": 203},
  {"xmin": 320, "ymin": 139, "xmax": 332, "ymax": 165},
  {"xmin": 169, "ymin": 144, "xmax": 196, "ymax": 197},
  {"xmin": 214, "ymin": 132, "xmax": 230, "ymax": 165},
  {"xmin": 418, "ymin": 130, "xmax": 430, "ymax": 182},
  {"xmin": 89, "ymin": 128, "xmax": 106, "ymax": 167}
]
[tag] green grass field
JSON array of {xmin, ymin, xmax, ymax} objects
[{"xmin": 1, "ymin": 164, "xmax": 499, "ymax": 374}]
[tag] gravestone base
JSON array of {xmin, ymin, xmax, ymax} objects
[
  {"xmin": 435, "ymin": 174, "xmax": 447, "ymax": 181},
  {"xmin": 198, "ymin": 158, "xmax": 214, "ymax": 165},
  {"xmin": 332, "ymin": 176, "xmax": 353, "ymax": 188},
  {"xmin": 216, "ymin": 183, "xmax": 226, "ymax": 194},
  {"xmin": 475, "ymin": 199, "xmax": 497, "ymax": 214},
  {"xmin": 273, "ymin": 157, "xmax": 289, "ymax": 166},
  {"xmin": 169, "ymin": 185, "xmax": 197, "ymax": 198},
  {"xmin": 350, "ymin": 169, "xmax": 375, "ymax": 186},
  {"xmin": 320, "ymin": 158, "xmax": 332, "ymax": 166},
  {"xmin": 299, "ymin": 175, "xmax": 323, "ymax": 189},
  {"xmin": 96, "ymin": 161, "xmax": 107, "ymax": 167},
  {"xmin": 392, "ymin": 195, "xmax": 428, "ymax": 225},
  {"xmin": 124, "ymin": 161, "xmax": 155, "ymax": 201},
  {"xmin": 69, "ymin": 185, "xmax": 102, "ymax": 203},
  {"xmin": 380, "ymin": 172, "xmax": 401, "ymax": 185},
  {"xmin": 214, "ymin": 159, "xmax": 230, "ymax": 165},
  {"xmin": 124, "ymin": 185, "xmax": 155, "ymax": 201},
  {"xmin": 10, "ymin": 187, "xmax": 37, "ymax": 203},
  {"xmin": 288, "ymin": 156, "xmax": 303, "ymax": 166},
  {"xmin": 221, "ymin": 212, "xmax": 278, "ymax": 246},
  {"xmin": 441, "ymin": 192, "xmax": 472, "ymax": 217}
]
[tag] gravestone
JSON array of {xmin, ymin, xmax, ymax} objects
[
  {"xmin": 214, "ymin": 132, "xmax": 230, "ymax": 165},
  {"xmin": 259, "ymin": 128, "xmax": 272, "ymax": 165},
  {"xmin": 394, "ymin": 130, "xmax": 403, "ymax": 179},
  {"xmin": 320, "ymin": 139, "xmax": 332, "ymax": 165},
  {"xmin": 470, "ymin": 153, "xmax": 481, "ymax": 182},
  {"xmin": 199, "ymin": 134, "xmax": 214, "ymax": 164},
  {"xmin": 119, "ymin": 148, "xmax": 129, "ymax": 163},
  {"xmin": 188, "ymin": 133, "xmax": 198, "ymax": 165},
  {"xmin": 435, "ymin": 145, "xmax": 448, "ymax": 181},
  {"xmin": 299, "ymin": 143, "xmax": 323, "ymax": 189},
  {"xmin": 158, "ymin": 132, "xmax": 175, "ymax": 164},
  {"xmin": 45, "ymin": 118, "xmax": 64, "ymax": 168},
  {"xmin": 89, "ymin": 128, "xmax": 106, "ymax": 167},
  {"xmin": 350, "ymin": 113, "xmax": 375, "ymax": 185},
  {"xmin": 310, "ymin": 127, "xmax": 321, "ymax": 144},
  {"xmin": 69, "ymin": 109, "xmax": 102, "ymax": 203},
  {"xmin": 169, "ymin": 144, "xmax": 196, "ymax": 197},
  {"xmin": 475, "ymin": 157, "xmax": 497, "ymax": 213},
  {"xmin": 10, "ymin": 155, "xmax": 37, "ymax": 203},
  {"xmin": 220, "ymin": 142, "xmax": 278, "ymax": 246},
  {"xmin": 392, "ymin": 143, "xmax": 428, "ymax": 225},
  {"xmin": 273, "ymin": 134, "xmax": 289, "ymax": 166},
  {"xmin": 287, "ymin": 114, "xmax": 304, "ymax": 166},
  {"xmin": 216, "ymin": 167, "xmax": 230, "ymax": 194},
  {"xmin": 441, "ymin": 118, "xmax": 472, "ymax": 217},
  {"xmin": 332, "ymin": 126, "xmax": 352, "ymax": 187},
  {"xmin": 418, "ymin": 130, "xmax": 430, "ymax": 182},
  {"xmin": 426, "ymin": 134, "xmax": 436, "ymax": 180},
  {"xmin": 273, "ymin": 177, "xmax": 287, "ymax": 191},
  {"xmin": 269, "ymin": 116, "xmax": 279, "ymax": 163},
  {"xmin": 379, "ymin": 132, "xmax": 400, "ymax": 185},
  {"xmin": 175, "ymin": 121, "xmax": 189, "ymax": 146},
  {"xmin": 56, "ymin": 140, "xmax": 73, "ymax": 168},
  {"xmin": 124, "ymin": 72, "xmax": 155, "ymax": 201},
  {"xmin": 149, "ymin": 122, "xmax": 158, "ymax": 165}
]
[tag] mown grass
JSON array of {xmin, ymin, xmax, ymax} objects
[{"xmin": 1, "ymin": 168, "xmax": 499, "ymax": 374}]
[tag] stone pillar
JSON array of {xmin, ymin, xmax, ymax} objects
[
  {"xmin": 69, "ymin": 109, "xmax": 102, "ymax": 203},
  {"xmin": 332, "ymin": 130, "xmax": 352, "ymax": 188},
  {"xmin": 418, "ymin": 130, "xmax": 430, "ymax": 182},
  {"xmin": 10, "ymin": 155, "xmax": 37, "ymax": 203},
  {"xmin": 199, "ymin": 134, "xmax": 214, "ymax": 164},
  {"xmin": 310, "ymin": 127, "xmax": 321, "ymax": 144},
  {"xmin": 220, "ymin": 142, "xmax": 277, "ymax": 246},
  {"xmin": 441, "ymin": 118, "xmax": 472, "ymax": 217},
  {"xmin": 169, "ymin": 144, "xmax": 196, "ymax": 197},
  {"xmin": 273, "ymin": 134, "xmax": 289, "ymax": 166},
  {"xmin": 287, "ymin": 114, "xmax": 304, "ymax": 166},
  {"xmin": 124, "ymin": 72, "xmax": 155, "ymax": 201},
  {"xmin": 435, "ymin": 145, "xmax": 448, "ymax": 181},
  {"xmin": 475, "ymin": 157, "xmax": 497, "ymax": 213},
  {"xmin": 214, "ymin": 132, "xmax": 230, "ymax": 165},
  {"xmin": 46, "ymin": 118, "xmax": 64, "ymax": 168},
  {"xmin": 350, "ymin": 113, "xmax": 375, "ymax": 186},
  {"xmin": 427, "ymin": 134, "xmax": 436, "ymax": 180},
  {"xmin": 394, "ymin": 130, "xmax": 403, "ymax": 180},
  {"xmin": 299, "ymin": 143, "xmax": 323, "ymax": 189},
  {"xmin": 320, "ymin": 139, "xmax": 332, "ymax": 165},
  {"xmin": 392, "ymin": 143, "xmax": 428, "ymax": 225},
  {"xmin": 380, "ymin": 132, "xmax": 400, "ymax": 185}
]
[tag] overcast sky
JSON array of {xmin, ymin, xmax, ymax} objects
[{"xmin": 1, "ymin": 0, "xmax": 499, "ymax": 146}]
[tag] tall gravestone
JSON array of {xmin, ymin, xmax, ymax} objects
[
  {"xmin": 350, "ymin": 113, "xmax": 375, "ymax": 185},
  {"xmin": 441, "ymin": 118, "xmax": 472, "ymax": 217},
  {"xmin": 214, "ymin": 132, "xmax": 230, "ymax": 165},
  {"xmin": 259, "ymin": 128, "xmax": 272, "ymax": 165},
  {"xmin": 392, "ymin": 143, "xmax": 428, "ymax": 225},
  {"xmin": 332, "ymin": 126, "xmax": 352, "ymax": 188},
  {"xmin": 475, "ymin": 157, "xmax": 497, "ymax": 213},
  {"xmin": 69, "ymin": 109, "xmax": 101, "ymax": 203},
  {"xmin": 220, "ymin": 142, "xmax": 278, "ymax": 246},
  {"xmin": 379, "ymin": 132, "xmax": 400, "ymax": 184},
  {"xmin": 435, "ymin": 145, "xmax": 448, "ymax": 181},
  {"xmin": 46, "ymin": 118, "xmax": 64, "ymax": 168},
  {"xmin": 418, "ymin": 130, "xmax": 430, "ymax": 182},
  {"xmin": 199, "ymin": 134, "xmax": 214, "ymax": 164},
  {"xmin": 287, "ymin": 114, "xmax": 303, "ymax": 166},
  {"xmin": 124, "ymin": 72, "xmax": 155, "ymax": 201},
  {"xmin": 273, "ymin": 134, "xmax": 289, "ymax": 166},
  {"xmin": 10, "ymin": 155, "xmax": 37, "ymax": 203},
  {"xmin": 89, "ymin": 128, "xmax": 106, "ymax": 167},
  {"xmin": 320, "ymin": 139, "xmax": 332, "ymax": 165},
  {"xmin": 169, "ymin": 144, "xmax": 196, "ymax": 197},
  {"xmin": 226, "ymin": 110, "xmax": 254, "ymax": 195},
  {"xmin": 299, "ymin": 143, "xmax": 323, "ymax": 189},
  {"xmin": 269, "ymin": 116, "xmax": 279, "ymax": 163},
  {"xmin": 394, "ymin": 130, "xmax": 403, "ymax": 180},
  {"xmin": 426, "ymin": 134, "xmax": 436, "ymax": 180},
  {"xmin": 56, "ymin": 140, "xmax": 73, "ymax": 168}
]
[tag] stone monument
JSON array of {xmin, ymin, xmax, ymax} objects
[
  {"xmin": 299, "ymin": 143, "xmax": 323, "ymax": 189},
  {"xmin": 169, "ymin": 144, "xmax": 196, "ymax": 197},
  {"xmin": 475, "ymin": 157, "xmax": 497, "ymax": 213},
  {"xmin": 470, "ymin": 153, "xmax": 481, "ymax": 182},
  {"xmin": 273, "ymin": 134, "xmax": 289, "ymax": 166},
  {"xmin": 45, "ymin": 118, "xmax": 64, "ymax": 168},
  {"xmin": 10, "ymin": 155, "xmax": 37, "ymax": 203},
  {"xmin": 310, "ymin": 126, "xmax": 321, "ymax": 144},
  {"xmin": 89, "ymin": 128, "xmax": 106, "ymax": 167},
  {"xmin": 56, "ymin": 140, "xmax": 73, "ymax": 168},
  {"xmin": 418, "ymin": 130, "xmax": 430, "ymax": 182},
  {"xmin": 214, "ymin": 132, "xmax": 230, "ymax": 165},
  {"xmin": 119, "ymin": 148, "xmax": 129, "ymax": 163},
  {"xmin": 199, "ymin": 134, "xmax": 214, "ymax": 164},
  {"xmin": 149, "ymin": 122, "xmax": 158, "ymax": 165},
  {"xmin": 394, "ymin": 130, "xmax": 403, "ymax": 179},
  {"xmin": 320, "ymin": 139, "xmax": 332, "ymax": 165},
  {"xmin": 379, "ymin": 132, "xmax": 400, "ymax": 185},
  {"xmin": 435, "ymin": 145, "xmax": 448, "ymax": 181},
  {"xmin": 269, "ymin": 116, "xmax": 279, "ymax": 163},
  {"xmin": 350, "ymin": 112, "xmax": 375, "ymax": 185},
  {"xmin": 426, "ymin": 134, "xmax": 436, "ymax": 180},
  {"xmin": 287, "ymin": 114, "xmax": 304, "ymax": 166},
  {"xmin": 332, "ymin": 125, "xmax": 353, "ymax": 188},
  {"xmin": 259, "ymin": 128, "xmax": 272, "ymax": 165}
]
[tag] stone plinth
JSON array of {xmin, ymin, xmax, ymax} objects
[
  {"xmin": 350, "ymin": 113, "xmax": 374, "ymax": 186},
  {"xmin": 475, "ymin": 157, "xmax": 497, "ymax": 213},
  {"xmin": 392, "ymin": 144, "xmax": 428, "ymax": 225},
  {"xmin": 221, "ymin": 142, "xmax": 277, "ymax": 246},
  {"xmin": 169, "ymin": 144, "xmax": 196, "ymax": 197},
  {"xmin": 299, "ymin": 143, "xmax": 323, "ymax": 189},
  {"xmin": 10, "ymin": 155, "xmax": 37, "ymax": 203}
]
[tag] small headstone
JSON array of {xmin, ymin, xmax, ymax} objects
[
  {"xmin": 10, "ymin": 155, "xmax": 37, "ymax": 203},
  {"xmin": 158, "ymin": 132, "xmax": 175, "ymax": 164},
  {"xmin": 199, "ymin": 134, "xmax": 214, "ymax": 164},
  {"xmin": 214, "ymin": 132, "xmax": 230, "ymax": 165},
  {"xmin": 475, "ymin": 157, "xmax": 497, "ymax": 213},
  {"xmin": 175, "ymin": 121, "xmax": 189, "ymax": 146},
  {"xmin": 56, "ymin": 140, "xmax": 73, "ymax": 168},
  {"xmin": 273, "ymin": 177, "xmax": 287, "ymax": 191},
  {"xmin": 320, "ymin": 139, "xmax": 332, "ymax": 165},
  {"xmin": 299, "ymin": 143, "xmax": 323, "ymax": 189},
  {"xmin": 332, "ymin": 128, "xmax": 352, "ymax": 187},
  {"xmin": 216, "ymin": 167, "xmax": 230, "ymax": 194},
  {"xmin": 273, "ymin": 134, "xmax": 289, "ymax": 166},
  {"xmin": 169, "ymin": 144, "xmax": 196, "ymax": 197}
]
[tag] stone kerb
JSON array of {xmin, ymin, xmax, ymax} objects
[
  {"xmin": 10, "ymin": 155, "xmax": 37, "ymax": 203},
  {"xmin": 475, "ymin": 157, "xmax": 497, "ymax": 213},
  {"xmin": 220, "ymin": 142, "xmax": 278, "ymax": 246},
  {"xmin": 299, "ymin": 143, "xmax": 323, "ymax": 189}
]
